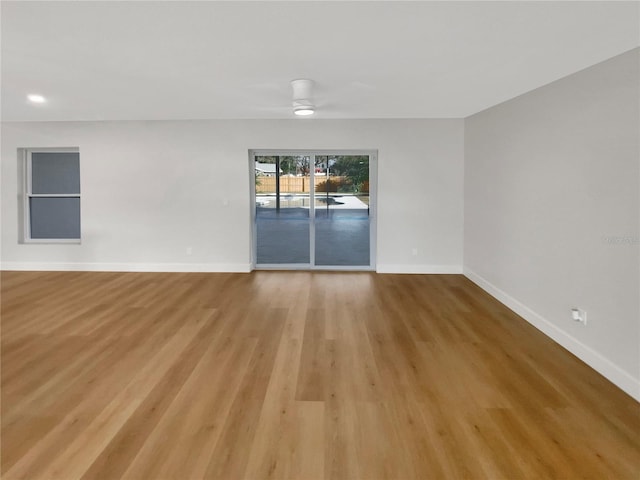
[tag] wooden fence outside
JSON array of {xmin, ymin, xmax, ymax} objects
[{"xmin": 256, "ymin": 176, "xmax": 346, "ymax": 193}]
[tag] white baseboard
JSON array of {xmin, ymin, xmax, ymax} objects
[
  {"xmin": 376, "ymin": 264, "xmax": 462, "ymax": 274},
  {"xmin": 0, "ymin": 262, "xmax": 252, "ymax": 273},
  {"xmin": 3, "ymin": 262, "xmax": 460, "ymax": 275},
  {"xmin": 464, "ymin": 267, "xmax": 640, "ymax": 402}
]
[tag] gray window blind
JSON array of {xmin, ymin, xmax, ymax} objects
[
  {"xmin": 31, "ymin": 152, "xmax": 80, "ymax": 194},
  {"xmin": 29, "ymin": 197, "xmax": 81, "ymax": 239}
]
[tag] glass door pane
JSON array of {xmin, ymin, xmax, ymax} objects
[
  {"xmin": 314, "ymin": 155, "xmax": 370, "ymax": 266},
  {"xmin": 256, "ymin": 155, "xmax": 311, "ymax": 264}
]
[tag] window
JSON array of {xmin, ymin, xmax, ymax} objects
[{"xmin": 22, "ymin": 148, "xmax": 81, "ymax": 242}]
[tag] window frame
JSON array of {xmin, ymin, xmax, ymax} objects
[
  {"xmin": 249, "ymin": 149, "xmax": 377, "ymax": 271},
  {"xmin": 22, "ymin": 147, "xmax": 81, "ymax": 244}
]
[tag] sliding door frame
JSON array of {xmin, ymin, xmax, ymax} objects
[{"xmin": 249, "ymin": 149, "xmax": 377, "ymax": 271}]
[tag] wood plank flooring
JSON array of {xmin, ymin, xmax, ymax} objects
[{"xmin": 1, "ymin": 271, "xmax": 639, "ymax": 479}]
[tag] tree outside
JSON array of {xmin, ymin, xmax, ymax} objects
[
  {"xmin": 257, "ymin": 156, "xmax": 309, "ymax": 176},
  {"xmin": 326, "ymin": 155, "xmax": 369, "ymax": 193}
]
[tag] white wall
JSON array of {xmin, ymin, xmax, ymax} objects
[
  {"xmin": 464, "ymin": 49, "xmax": 640, "ymax": 399},
  {"xmin": 1, "ymin": 119, "xmax": 464, "ymax": 273}
]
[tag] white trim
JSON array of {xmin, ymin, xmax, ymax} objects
[
  {"xmin": 464, "ymin": 267, "xmax": 640, "ymax": 402},
  {"xmin": 256, "ymin": 264, "xmax": 374, "ymax": 271},
  {"xmin": 310, "ymin": 154, "xmax": 316, "ymax": 267},
  {"xmin": 28, "ymin": 194, "xmax": 80, "ymax": 198},
  {"xmin": 249, "ymin": 153, "xmax": 257, "ymax": 270},
  {"xmin": 369, "ymin": 151, "xmax": 378, "ymax": 271},
  {"xmin": 23, "ymin": 148, "xmax": 30, "ymax": 241},
  {"xmin": 254, "ymin": 264, "xmax": 311, "ymax": 270},
  {"xmin": 313, "ymin": 265, "xmax": 375, "ymax": 271},
  {"xmin": 22, "ymin": 147, "xmax": 80, "ymax": 153},
  {"xmin": 251, "ymin": 149, "xmax": 374, "ymax": 157},
  {"xmin": 0, "ymin": 262, "xmax": 252, "ymax": 273},
  {"xmin": 376, "ymin": 264, "xmax": 463, "ymax": 274},
  {"xmin": 22, "ymin": 238, "xmax": 81, "ymax": 245}
]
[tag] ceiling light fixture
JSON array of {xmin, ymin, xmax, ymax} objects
[
  {"xmin": 27, "ymin": 94, "xmax": 46, "ymax": 103},
  {"xmin": 291, "ymin": 79, "xmax": 315, "ymax": 116},
  {"xmin": 293, "ymin": 106, "xmax": 315, "ymax": 116}
]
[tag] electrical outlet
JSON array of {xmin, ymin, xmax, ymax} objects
[
  {"xmin": 411, "ymin": 248, "xmax": 418, "ymax": 256},
  {"xmin": 571, "ymin": 308, "xmax": 587, "ymax": 325},
  {"xmin": 186, "ymin": 247, "xmax": 193, "ymax": 256}
]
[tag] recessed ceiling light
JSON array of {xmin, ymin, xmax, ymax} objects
[{"xmin": 27, "ymin": 94, "xmax": 46, "ymax": 103}]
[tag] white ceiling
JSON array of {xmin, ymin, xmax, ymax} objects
[{"xmin": 2, "ymin": 1, "xmax": 638, "ymax": 121}]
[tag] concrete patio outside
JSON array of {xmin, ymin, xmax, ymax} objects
[{"xmin": 256, "ymin": 194, "xmax": 370, "ymax": 266}]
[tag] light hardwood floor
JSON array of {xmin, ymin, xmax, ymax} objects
[{"xmin": 1, "ymin": 271, "xmax": 639, "ymax": 479}]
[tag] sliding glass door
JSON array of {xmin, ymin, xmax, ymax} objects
[
  {"xmin": 252, "ymin": 151, "xmax": 375, "ymax": 270},
  {"xmin": 255, "ymin": 155, "xmax": 311, "ymax": 265},
  {"xmin": 314, "ymin": 155, "xmax": 370, "ymax": 266}
]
